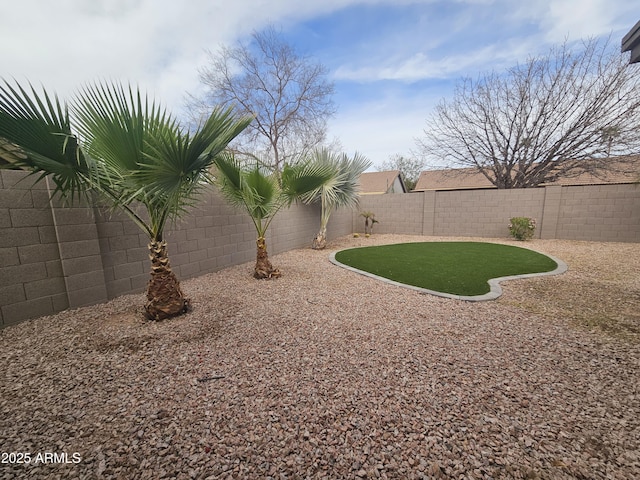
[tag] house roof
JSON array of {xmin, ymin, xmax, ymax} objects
[
  {"xmin": 0, "ymin": 139, "xmax": 27, "ymax": 167},
  {"xmin": 358, "ymin": 170, "xmax": 407, "ymax": 194},
  {"xmin": 413, "ymin": 156, "xmax": 640, "ymax": 191},
  {"xmin": 622, "ymin": 19, "xmax": 640, "ymax": 64},
  {"xmin": 414, "ymin": 167, "xmax": 492, "ymax": 191}
]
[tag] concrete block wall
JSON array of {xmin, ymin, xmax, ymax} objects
[
  {"xmin": 51, "ymin": 194, "xmax": 109, "ymax": 310},
  {"xmin": 95, "ymin": 206, "xmax": 152, "ymax": 299},
  {"xmin": 433, "ymin": 188, "xmax": 545, "ymax": 238},
  {"xmin": 267, "ymin": 200, "xmax": 321, "ymax": 255},
  {"xmin": 357, "ymin": 189, "xmax": 546, "ymax": 238},
  {"xmin": 539, "ymin": 186, "xmax": 563, "ymax": 239},
  {"xmin": 94, "ymin": 190, "xmax": 332, "ymax": 299},
  {"xmin": 0, "ymin": 172, "xmax": 355, "ymax": 326},
  {"xmin": 0, "ymin": 171, "xmax": 68, "ymax": 326},
  {"xmin": 2, "ymin": 170, "xmax": 638, "ymax": 327},
  {"xmin": 325, "ymin": 206, "xmax": 355, "ymax": 238},
  {"xmin": 356, "ymin": 194, "xmax": 425, "ymax": 235},
  {"xmin": 354, "ymin": 184, "xmax": 640, "ymax": 242},
  {"xmin": 556, "ymin": 184, "xmax": 640, "ymax": 242}
]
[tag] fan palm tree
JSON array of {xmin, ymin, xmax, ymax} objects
[
  {"xmin": 304, "ymin": 148, "xmax": 371, "ymax": 249},
  {"xmin": 361, "ymin": 211, "xmax": 378, "ymax": 235},
  {"xmin": 0, "ymin": 80, "xmax": 252, "ymax": 320},
  {"xmin": 214, "ymin": 153, "xmax": 334, "ymax": 278}
]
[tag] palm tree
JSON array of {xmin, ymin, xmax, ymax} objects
[
  {"xmin": 305, "ymin": 148, "xmax": 371, "ymax": 249},
  {"xmin": 360, "ymin": 211, "xmax": 378, "ymax": 235},
  {"xmin": 0, "ymin": 80, "xmax": 252, "ymax": 320},
  {"xmin": 214, "ymin": 153, "xmax": 333, "ymax": 278}
]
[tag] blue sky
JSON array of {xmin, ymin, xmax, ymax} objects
[{"xmin": 1, "ymin": 0, "xmax": 638, "ymax": 169}]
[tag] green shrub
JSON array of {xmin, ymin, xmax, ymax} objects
[{"xmin": 509, "ymin": 217, "xmax": 536, "ymax": 241}]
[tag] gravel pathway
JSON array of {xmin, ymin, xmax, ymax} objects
[{"xmin": 1, "ymin": 235, "xmax": 638, "ymax": 479}]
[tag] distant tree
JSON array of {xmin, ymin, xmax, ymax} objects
[
  {"xmin": 193, "ymin": 25, "xmax": 336, "ymax": 173},
  {"xmin": 417, "ymin": 38, "xmax": 640, "ymax": 188},
  {"xmin": 378, "ymin": 154, "xmax": 426, "ymax": 191}
]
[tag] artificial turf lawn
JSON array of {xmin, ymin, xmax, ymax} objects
[{"xmin": 334, "ymin": 241, "xmax": 558, "ymax": 296}]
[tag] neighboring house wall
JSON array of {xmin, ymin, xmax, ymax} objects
[
  {"xmin": 389, "ymin": 176, "xmax": 405, "ymax": 194},
  {"xmin": 353, "ymin": 184, "xmax": 640, "ymax": 242},
  {"xmin": 0, "ymin": 170, "xmax": 350, "ymax": 327}
]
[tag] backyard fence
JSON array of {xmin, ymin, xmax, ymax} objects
[
  {"xmin": 356, "ymin": 183, "xmax": 640, "ymax": 242},
  {"xmin": 0, "ymin": 169, "xmax": 352, "ymax": 327},
  {"xmin": 1, "ymin": 168, "xmax": 638, "ymax": 326}
]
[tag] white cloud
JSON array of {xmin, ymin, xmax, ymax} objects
[
  {"xmin": 326, "ymin": 91, "xmax": 441, "ymax": 167},
  {"xmin": 545, "ymin": 0, "xmax": 637, "ymax": 42},
  {"xmin": 1, "ymin": 0, "xmax": 303, "ymax": 113},
  {"xmin": 507, "ymin": 0, "xmax": 638, "ymax": 43},
  {"xmin": 1, "ymin": 0, "xmax": 636, "ymax": 161},
  {"xmin": 330, "ymin": 0, "xmax": 636, "ymax": 84},
  {"xmin": 0, "ymin": 0, "xmax": 477, "ymax": 115},
  {"xmin": 333, "ymin": 37, "xmax": 544, "ymax": 83}
]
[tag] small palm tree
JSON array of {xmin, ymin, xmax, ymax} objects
[
  {"xmin": 0, "ymin": 80, "xmax": 252, "ymax": 320},
  {"xmin": 214, "ymin": 153, "xmax": 334, "ymax": 278},
  {"xmin": 361, "ymin": 211, "xmax": 378, "ymax": 235},
  {"xmin": 304, "ymin": 148, "xmax": 371, "ymax": 250}
]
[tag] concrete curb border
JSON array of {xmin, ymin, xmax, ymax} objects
[{"xmin": 329, "ymin": 245, "xmax": 568, "ymax": 302}]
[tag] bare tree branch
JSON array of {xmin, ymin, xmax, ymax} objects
[
  {"xmin": 192, "ymin": 25, "xmax": 335, "ymax": 173},
  {"xmin": 418, "ymin": 37, "xmax": 640, "ymax": 188},
  {"xmin": 378, "ymin": 154, "xmax": 426, "ymax": 191}
]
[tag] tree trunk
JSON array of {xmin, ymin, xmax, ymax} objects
[
  {"xmin": 311, "ymin": 227, "xmax": 327, "ymax": 250},
  {"xmin": 254, "ymin": 236, "xmax": 281, "ymax": 279},
  {"xmin": 145, "ymin": 240, "xmax": 189, "ymax": 320}
]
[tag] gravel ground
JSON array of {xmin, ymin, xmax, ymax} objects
[{"xmin": 1, "ymin": 234, "xmax": 639, "ymax": 480}]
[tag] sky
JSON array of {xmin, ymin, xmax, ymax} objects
[{"xmin": 1, "ymin": 0, "xmax": 638, "ymax": 170}]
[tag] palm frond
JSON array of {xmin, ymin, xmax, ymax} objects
[
  {"xmin": 297, "ymin": 148, "xmax": 371, "ymax": 208},
  {"xmin": 73, "ymin": 83, "xmax": 252, "ymax": 238},
  {"xmin": 0, "ymin": 79, "xmax": 94, "ymax": 200},
  {"xmin": 73, "ymin": 82, "xmax": 172, "ymax": 182},
  {"xmin": 244, "ymin": 167, "xmax": 279, "ymax": 218},
  {"xmin": 280, "ymin": 159, "xmax": 336, "ymax": 205},
  {"xmin": 327, "ymin": 151, "xmax": 371, "ymax": 209},
  {"xmin": 139, "ymin": 107, "xmax": 252, "ymax": 202},
  {"xmin": 0, "ymin": 139, "xmax": 27, "ymax": 167},
  {"xmin": 214, "ymin": 151, "xmax": 248, "ymax": 207},
  {"xmin": 214, "ymin": 153, "xmax": 282, "ymax": 236}
]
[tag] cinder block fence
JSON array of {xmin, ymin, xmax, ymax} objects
[
  {"xmin": 1, "ymin": 168, "xmax": 638, "ymax": 327},
  {"xmin": 355, "ymin": 183, "xmax": 639, "ymax": 242},
  {"xmin": 0, "ymin": 170, "xmax": 353, "ymax": 327}
]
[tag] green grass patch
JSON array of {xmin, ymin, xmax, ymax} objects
[{"xmin": 334, "ymin": 242, "xmax": 558, "ymax": 296}]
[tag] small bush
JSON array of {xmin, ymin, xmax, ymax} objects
[{"xmin": 509, "ymin": 217, "xmax": 536, "ymax": 241}]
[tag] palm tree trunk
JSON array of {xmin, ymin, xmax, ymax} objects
[
  {"xmin": 145, "ymin": 240, "xmax": 189, "ymax": 320},
  {"xmin": 312, "ymin": 226, "xmax": 327, "ymax": 250},
  {"xmin": 254, "ymin": 237, "xmax": 281, "ymax": 279},
  {"xmin": 312, "ymin": 195, "xmax": 329, "ymax": 250}
]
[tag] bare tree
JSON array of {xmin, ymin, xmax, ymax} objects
[
  {"xmin": 193, "ymin": 25, "xmax": 335, "ymax": 173},
  {"xmin": 378, "ymin": 154, "xmax": 426, "ymax": 191},
  {"xmin": 417, "ymin": 38, "xmax": 640, "ymax": 188}
]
